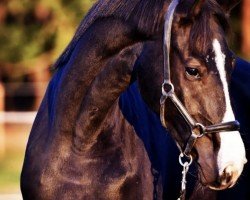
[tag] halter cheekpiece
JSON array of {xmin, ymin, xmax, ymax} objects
[{"xmin": 160, "ymin": 0, "xmax": 240, "ymax": 199}]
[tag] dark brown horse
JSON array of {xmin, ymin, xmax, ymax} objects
[{"xmin": 21, "ymin": 0, "xmax": 246, "ymax": 199}]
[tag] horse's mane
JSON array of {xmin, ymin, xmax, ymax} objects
[
  {"xmin": 54, "ymin": 0, "xmax": 229, "ymax": 69},
  {"xmin": 53, "ymin": 0, "xmax": 168, "ymax": 69}
]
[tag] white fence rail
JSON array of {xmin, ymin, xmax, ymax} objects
[
  {"xmin": 0, "ymin": 112, "xmax": 37, "ymax": 159},
  {"xmin": 0, "ymin": 194, "xmax": 22, "ymax": 200},
  {"xmin": 0, "ymin": 112, "xmax": 37, "ymax": 124}
]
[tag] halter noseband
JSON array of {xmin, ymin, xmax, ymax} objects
[{"xmin": 160, "ymin": 1, "xmax": 240, "ymax": 199}]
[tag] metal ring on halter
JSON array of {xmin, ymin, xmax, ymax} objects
[
  {"xmin": 193, "ymin": 123, "xmax": 205, "ymax": 138},
  {"xmin": 179, "ymin": 153, "xmax": 193, "ymax": 167},
  {"xmin": 162, "ymin": 81, "xmax": 174, "ymax": 97}
]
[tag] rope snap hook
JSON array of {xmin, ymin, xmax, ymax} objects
[{"xmin": 178, "ymin": 153, "xmax": 193, "ymax": 200}]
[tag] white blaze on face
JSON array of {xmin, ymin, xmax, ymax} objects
[{"xmin": 213, "ymin": 39, "xmax": 246, "ymax": 179}]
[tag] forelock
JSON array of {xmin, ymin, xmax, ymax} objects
[{"xmin": 189, "ymin": 0, "xmax": 230, "ymax": 57}]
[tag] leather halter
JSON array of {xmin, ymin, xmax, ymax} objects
[{"xmin": 160, "ymin": 0, "xmax": 240, "ymax": 156}]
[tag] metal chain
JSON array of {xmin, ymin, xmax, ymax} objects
[{"xmin": 177, "ymin": 153, "xmax": 193, "ymax": 200}]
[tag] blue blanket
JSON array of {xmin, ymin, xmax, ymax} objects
[{"xmin": 119, "ymin": 58, "xmax": 250, "ymax": 199}]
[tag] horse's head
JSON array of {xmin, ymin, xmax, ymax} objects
[{"xmin": 137, "ymin": 0, "xmax": 246, "ymax": 190}]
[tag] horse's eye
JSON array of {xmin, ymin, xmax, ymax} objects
[{"xmin": 185, "ymin": 67, "xmax": 200, "ymax": 78}]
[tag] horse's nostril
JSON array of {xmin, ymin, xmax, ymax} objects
[
  {"xmin": 220, "ymin": 165, "xmax": 235, "ymax": 186},
  {"xmin": 209, "ymin": 164, "xmax": 243, "ymax": 190}
]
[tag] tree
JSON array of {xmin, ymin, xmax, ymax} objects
[{"xmin": 0, "ymin": 0, "xmax": 94, "ymax": 79}]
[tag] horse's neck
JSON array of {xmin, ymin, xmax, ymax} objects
[
  {"xmin": 48, "ymin": 41, "xmax": 142, "ymax": 153},
  {"xmin": 48, "ymin": 0, "xmax": 167, "ymax": 140}
]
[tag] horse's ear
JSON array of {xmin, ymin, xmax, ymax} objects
[
  {"xmin": 216, "ymin": 0, "xmax": 240, "ymax": 13},
  {"xmin": 190, "ymin": 0, "xmax": 205, "ymax": 16},
  {"xmin": 177, "ymin": 0, "xmax": 205, "ymax": 25}
]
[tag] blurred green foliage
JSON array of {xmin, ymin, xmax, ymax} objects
[
  {"xmin": 0, "ymin": 0, "xmax": 95, "ymax": 72},
  {"xmin": 0, "ymin": 149, "xmax": 24, "ymax": 193}
]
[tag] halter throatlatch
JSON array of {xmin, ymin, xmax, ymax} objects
[{"xmin": 160, "ymin": 0, "xmax": 240, "ymax": 199}]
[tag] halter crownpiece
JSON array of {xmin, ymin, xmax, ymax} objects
[{"xmin": 160, "ymin": 0, "xmax": 240, "ymax": 199}]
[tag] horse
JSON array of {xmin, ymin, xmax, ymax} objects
[{"xmin": 21, "ymin": 0, "xmax": 247, "ymax": 199}]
